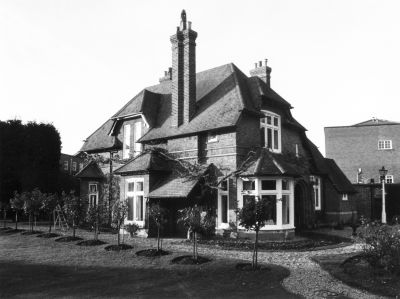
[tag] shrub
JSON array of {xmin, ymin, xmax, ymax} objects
[
  {"xmin": 359, "ymin": 222, "xmax": 400, "ymax": 275},
  {"xmin": 125, "ymin": 223, "xmax": 140, "ymax": 237}
]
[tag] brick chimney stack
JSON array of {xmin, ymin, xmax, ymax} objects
[
  {"xmin": 170, "ymin": 10, "xmax": 197, "ymax": 127},
  {"xmin": 249, "ymin": 59, "xmax": 272, "ymax": 88}
]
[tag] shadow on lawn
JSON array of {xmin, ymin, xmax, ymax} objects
[{"xmin": 0, "ymin": 261, "xmax": 299, "ymax": 298}]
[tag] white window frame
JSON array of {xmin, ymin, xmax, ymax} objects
[
  {"xmin": 313, "ymin": 176, "xmax": 322, "ymax": 210},
  {"xmin": 63, "ymin": 160, "xmax": 68, "ymax": 171},
  {"xmin": 217, "ymin": 178, "xmax": 229, "ymax": 229},
  {"xmin": 237, "ymin": 177, "xmax": 294, "ymax": 230},
  {"xmin": 134, "ymin": 122, "xmax": 142, "ymax": 157},
  {"xmin": 123, "ymin": 124, "xmax": 131, "ymax": 159},
  {"xmin": 378, "ymin": 140, "xmax": 392, "ymax": 150},
  {"xmin": 385, "ymin": 175, "xmax": 394, "ymax": 184},
  {"xmin": 207, "ymin": 132, "xmax": 218, "ymax": 143},
  {"xmin": 342, "ymin": 193, "xmax": 348, "ymax": 201},
  {"xmin": 260, "ymin": 111, "xmax": 281, "ymax": 153},
  {"xmin": 88, "ymin": 183, "xmax": 98, "ymax": 206},
  {"xmin": 72, "ymin": 162, "xmax": 77, "ymax": 172},
  {"xmin": 125, "ymin": 178, "xmax": 145, "ymax": 227}
]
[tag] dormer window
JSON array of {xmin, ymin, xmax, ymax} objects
[
  {"xmin": 260, "ymin": 111, "xmax": 281, "ymax": 153},
  {"xmin": 123, "ymin": 124, "xmax": 131, "ymax": 159},
  {"xmin": 123, "ymin": 121, "xmax": 143, "ymax": 159}
]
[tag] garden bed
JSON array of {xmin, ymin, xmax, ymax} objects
[
  {"xmin": 312, "ymin": 253, "xmax": 400, "ymax": 297},
  {"xmin": 104, "ymin": 244, "xmax": 133, "ymax": 251},
  {"xmin": 55, "ymin": 236, "xmax": 83, "ymax": 242},
  {"xmin": 235, "ymin": 262, "xmax": 271, "ymax": 271},
  {"xmin": 76, "ymin": 239, "xmax": 107, "ymax": 246},
  {"xmin": 136, "ymin": 249, "xmax": 170, "ymax": 257},
  {"xmin": 21, "ymin": 230, "xmax": 43, "ymax": 235},
  {"xmin": 171, "ymin": 255, "xmax": 211, "ymax": 265}
]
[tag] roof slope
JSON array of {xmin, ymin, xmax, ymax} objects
[
  {"xmin": 353, "ymin": 118, "xmax": 400, "ymax": 127},
  {"xmin": 75, "ymin": 161, "xmax": 105, "ymax": 179},
  {"xmin": 80, "ymin": 120, "xmax": 120, "ymax": 153},
  {"xmin": 114, "ymin": 151, "xmax": 170, "ymax": 174},
  {"xmin": 324, "ymin": 158, "xmax": 356, "ymax": 193},
  {"xmin": 149, "ymin": 173, "xmax": 198, "ymax": 198}
]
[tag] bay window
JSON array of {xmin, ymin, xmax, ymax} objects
[{"xmin": 238, "ymin": 177, "xmax": 294, "ymax": 230}]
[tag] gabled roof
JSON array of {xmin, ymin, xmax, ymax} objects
[
  {"xmin": 75, "ymin": 161, "xmax": 105, "ymax": 179},
  {"xmin": 114, "ymin": 151, "xmax": 171, "ymax": 174},
  {"xmin": 240, "ymin": 149, "xmax": 303, "ymax": 177},
  {"xmin": 324, "ymin": 158, "xmax": 356, "ymax": 193},
  {"xmin": 149, "ymin": 173, "xmax": 198, "ymax": 198}
]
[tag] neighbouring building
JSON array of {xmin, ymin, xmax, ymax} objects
[
  {"xmin": 77, "ymin": 10, "xmax": 355, "ymax": 239},
  {"xmin": 325, "ymin": 118, "xmax": 400, "ymax": 184}
]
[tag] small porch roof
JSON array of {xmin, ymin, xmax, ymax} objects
[{"xmin": 75, "ymin": 161, "xmax": 105, "ymax": 179}]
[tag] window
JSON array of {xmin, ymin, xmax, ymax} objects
[
  {"xmin": 378, "ymin": 140, "xmax": 392, "ymax": 150},
  {"xmin": 218, "ymin": 179, "xmax": 229, "ymax": 228},
  {"xmin": 72, "ymin": 162, "xmax": 77, "ymax": 172},
  {"xmin": 342, "ymin": 194, "xmax": 348, "ymax": 201},
  {"xmin": 239, "ymin": 178, "xmax": 293, "ymax": 229},
  {"xmin": 313, "ymin": 176, "xmax": 321, "ymax": 210},
  {"xmin": 207, "ymin": 132, "xmax": 218, "ymax": 143},
  {"xmin": 126, "ymin": 178, "xmax": 145, "ymax": 225},
  {"xmin": 134, "ymin": 122, "xmax": 142, "ymax": 157},
  {"xmin": 88, "ymin": 183, "xmax": 98, "ymax": 206},
  {"xmin": 63, "ymin": 161, "xmax": 68, "ymax": 171},
  {"xmin": 260, "ymin": 111, "xmax": 281, "ymax": 152},
  {"xmin": 385, "ymin": 175, "xmax": 394, "ymax": 184},
  {"xmin": 123, "ymin": 124, "xmax": 131, "ymax": 159}
]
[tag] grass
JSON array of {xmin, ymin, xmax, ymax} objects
[
  {"xmin": 0, "ymin": 226, "xmax": 299, "ymax": 298},
  {"xmin": 313, "ymin": 253, "xmax": 400, "ymax": 297}
]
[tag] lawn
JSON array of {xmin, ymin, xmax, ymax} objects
[
  {"xmin": 0, "ymin": 227, "xmax": 299, "ymax": 298},
  {"xmin": 313, "ymin": 253, "xmax": 400, "ymax": 298}
]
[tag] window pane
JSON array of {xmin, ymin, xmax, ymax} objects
[
  {"xmin": 89, "ymin": 184, "xmax": 97, "ymax": 193},
  {"xmin": 136, "ymin": 195, "xmax": 143, "ymax": 221},
  {"xmin": 261, "ymin": 180, "xmax": 276, "ymax": 190},
  {"xmin": 273, "ymin": 129, "xmax": 279, "ymax": 150},
  {"xmin": 262, "ymin": 195, "xmax": 276, "ymax": 225},
  {"xmin": 127, "ymin": 196, "xmax": 133, "ymax": 220},
  {"xmin": 282, "ymin": 195, "xmax": 290, "ymax": 224},
  {"xmin": 136, "ymin": 181, "xmax": 143, "ymax": 192},
  {"xmin": 128, "ymin": 182, "xmax": 134, "ymax": 192},
  {"xmin": 123, "ymin": 125, "xmax": 131, "ymax": 158},
  {"xmin": 314, "ymin": 187, "xmax": 319, "ymax": 208},
  {"xmin": 220, "ymin": 180, "xmax": 228, "ymax": 191},
  {"xmin": 221, "ymin": 195, "xmax": 228, "ymax": 223},
  {"xmin": 260, "ymin": 127, "xmax": 265, "ymax": 147},
  {"xmin": 267, "ymin": 128, "xmax": 272, "ymax": 149},
  {"xmin": 273, "ymin": 117, "xmax": 278, "ymax": 127},
  {"xmin": 134, "ymin": 122, "xmax": 142, "ymax": 156},
  {"xmin": 90, "ymin": 195, "xmax": 97, "ymax": 206},
  {"xmin": 266, "ymin": 116, "xmax": 271, "ymax": 125},
  {"xmin": 260, "ymin": 117, "xmax": 265, "ymax": 124},
  {"xmin": 243, "ymin": 180, "xmax": 255, "ymax": 191},
  {"xmin": 243, "ymin": 195, "xmax": 255, "ymax": 205},
  {"xmin": 282, "ymin": 179, "xmax": 289, "ymax": 190}
]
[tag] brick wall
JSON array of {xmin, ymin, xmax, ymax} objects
[{"xmin": 325, "ymin": 124, "xmax": 400, "ymax": 183}]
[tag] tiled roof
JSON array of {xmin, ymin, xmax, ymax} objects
[
  {"xmin": 352, "ymin": 118, "xmax": 400, "ymax": 127},
  {"xmin": 75, "ymin": 161, "xmax": 105, "ymax": 179},
  {"xmin": 324, "ymin": 158, "xmax": 356, "ymax": 193},
  {"xmin": 114, "ymin": 151, "xmax": 170, "ymax": 174},
  {"xmin": 80, "ymin": 119, "xmax": 120, "ymax": 153},
  {"xmin": 240, "ymin": 149, "xmax": 303, "ymax": 177},
  {"xmin": 149, "ymin": 173, "xmax": 198, "ymax": 198}
]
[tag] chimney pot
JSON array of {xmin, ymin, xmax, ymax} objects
[
  {"xmin": 254, "ymin": 63, "xmax": 257, "ymax": 68},
  {"xmin": 188, "ymin": 21, "xmax": 192, "ymax": 30},
  {"xmin": 259, "ymin": 61, "xmax": 262, "ymax": 67},
  {"xmin": 265, "ymin": 59, "xmax": 268, "ymax": 66}
]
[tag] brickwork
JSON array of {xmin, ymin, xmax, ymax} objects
[
  {"xmin": 325, "ymin": 123, "xmax": 400, "ymax": 183},
  {"xmin": 170, "ymin": 31, "xmax": 184, "ymax": 127},
  {"xmin": 183, "ymin": 29, "xmax": 197, "ymax": 123}
]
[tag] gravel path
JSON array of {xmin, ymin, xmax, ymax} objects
[{"xmin": 167, "ymin": 242, "xmax": 387, "ymax": 299}]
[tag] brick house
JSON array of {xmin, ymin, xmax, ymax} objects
[
  {"xmin": 77, "ymin": 10, "xmax": 355, "ymax": 239},
  {"xmin": 325, "ymin": 118, "xmax": 400, "ymax": 184}
]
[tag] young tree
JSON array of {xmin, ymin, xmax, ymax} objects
[
  {"xmin": 178, "ymin": 205, "xmax": 203, "ymax": 261},
  {"xmin": 41, "ymin": 193, "xmax": 59, "ymax": 233},
  {"xmin": 111, "ymin": 199, "xmax": 128, "ymax": 246},
  {"xmin": 237, "ymin": 196, "xmax": 271, "ymax": 270},
  {"xmin": 10, "ymin": 192, "xmax": 24, "ymax": 230},
  {"xmin": 23, "ymin": 189, "xmax": 45, "ymax": 232},
  {"xmin": 149, "ymin": 203, "xmax": 168, "ymax": 252},
  {"xmin": 86, "ymin": 204, "xmax": 104, "ymax": 241},
  {"xmin": 63, "ymin": 192, "xmax": 85, "ymax": 238}
]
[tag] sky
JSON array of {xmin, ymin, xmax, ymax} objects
[{"xmin": 1, "ymin": 0, "xmax": 400, "ymax": 155}]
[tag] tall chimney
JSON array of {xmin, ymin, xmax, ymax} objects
[
  {"xmin": 170, "ymin": 10, "xmax": 197, "ymax": 127},
  {"xmin": 249, "ymin": 59, "xmax": 272, "ymax": 88}
]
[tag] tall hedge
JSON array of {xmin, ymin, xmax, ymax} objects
[{"xmin": 0, "ymin": 120, "xmax": 61, "ymax": 205}]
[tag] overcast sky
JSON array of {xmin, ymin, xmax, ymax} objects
[{"xmin": 1, "ymin": 0, "xmax": 400, "ymax": 155}]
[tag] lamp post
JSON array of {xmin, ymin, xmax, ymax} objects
[{"xmin": 379, "ymin": 166, "xmax": 388, "ymax": 224}]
